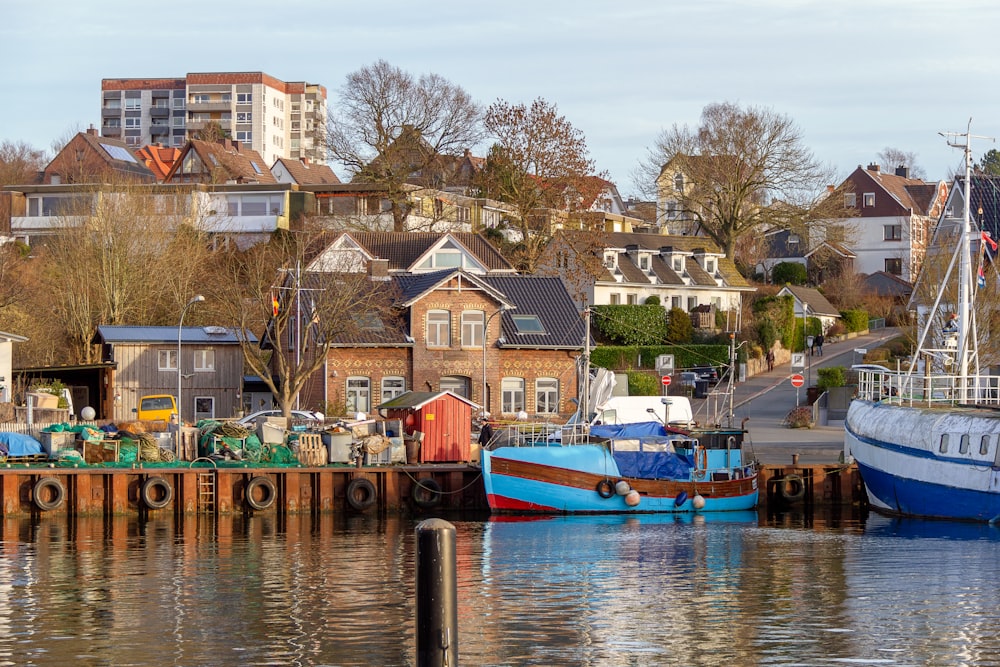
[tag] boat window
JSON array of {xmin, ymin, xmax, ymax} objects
[
  {"xmin": 939, "ymin": 434, "xmax": 949, "ymax": 453},
  {"xmin": 959, "ymin": 434, "xmax": 970, "ymax": 454},
  {"xmin": 981, "ymin": 435, "xmax": 991, "ymax": 456}
]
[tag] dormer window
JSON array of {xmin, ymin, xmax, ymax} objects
[
  {"xmin": 639, "ymin": 254, "xmax": 650, "ymax": 271},
  {"xmin": 705, "ymin": 258, "xmax": 716, "ymax": 274},
  {"xmin": 672, "ymin": 256, "xmax": 683, "ymax": 272},
  {"xmin": 604, "ymin": 253, "xmax": 617, "ymax": 269}
]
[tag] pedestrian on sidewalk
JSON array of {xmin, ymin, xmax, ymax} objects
[
  {"xmin": 766, "ymin": 349, "xmax": 774, "ymax": 372},
  {"xmin": 815, "ymin": 333, "xmax": 824, "ymax": 356}
]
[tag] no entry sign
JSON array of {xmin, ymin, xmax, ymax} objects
[
  {"xmin": 790, "ymin": 374, "xmax": 805, "ymax": 387},
  {"xmin": 661, "ymin": 375, "xmax": 672, "ymax": 386}
]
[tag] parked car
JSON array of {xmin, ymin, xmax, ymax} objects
[
  {"xmin": 690, "ymin": 366, "xmax": 720, "ymax": 384},
  {"xmin": 675, "ymin": 372, "xmax": 699, "ymax": 390},
  {"xmin": 236, "ymin": 409, "xmax": 325, "ymax": 426}
]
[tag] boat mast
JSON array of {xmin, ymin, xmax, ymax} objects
[{"xmin": 580, "ymin": 306, "xmax": 591, "ymax": 435}]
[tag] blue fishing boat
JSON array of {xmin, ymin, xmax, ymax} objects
[{"xmin": 845, "ymin": 122, "xmax": 1000, "ymax": 522}]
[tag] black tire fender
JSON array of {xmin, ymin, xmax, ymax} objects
[
  {"xmin": 33, "ymin": 477, "xmax": 65, "ymax": 512},
  {"xmin": 245, "ymin": 476, "xmax": 277, "ymax": 511},
  {"xmin": 346, "ymin": 478, "xmax": 377, "ymax": 512},
  {"xmin": 412, "ymin": 477, "xmax": 442, "ymax": 508},
  {"xmin": 779, "ymin": 474, "xmax": 806, "ymax": 502},
  {"xmin": 596, "ymin": 479, "xmax": 615, "ymax": 499},
  {"xmin": 141, "ymin": 476, "xmax": 173, "ymax": 510}
]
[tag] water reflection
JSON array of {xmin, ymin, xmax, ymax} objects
[{"xmin": 0, "ymin": 510, "xmax": 996, "ymax": 666}]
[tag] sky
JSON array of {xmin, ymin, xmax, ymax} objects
[{"xmin": 4, "ymin": 0, "xmax": 1000, "ymax": 197}]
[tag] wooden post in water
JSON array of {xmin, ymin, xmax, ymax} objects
[{"xmin": 415, "ymin": 518, "xmax": 457, "ymax": 667}]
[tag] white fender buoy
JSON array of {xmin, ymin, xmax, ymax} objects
[
  {"xmin": 615, "ymin": 480, "xmax": 631, "ymax": 496},
  {"xmin": 692, "ymin": 494, "xmax": 706, "ymax": 510},
  {"xmin": 625, "ymin": 490, "xmax": 641, "ymax": 506}
]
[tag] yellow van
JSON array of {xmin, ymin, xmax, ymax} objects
[{"xmin": 137, "ymin": 395, "xmax": 177, "ymax": 422}]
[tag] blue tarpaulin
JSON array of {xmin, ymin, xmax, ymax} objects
[
  {"xmin": 613, "ymin": 450, "xmax": 693, "ymax": 480},
  {"xmin": 0, "ymin": 432, "xmax": 43, "ymax": 457}
]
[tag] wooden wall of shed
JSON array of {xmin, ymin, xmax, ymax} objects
[{"xmin": 110, "ymin": 342, "xmax": 244, "ymax": 422}]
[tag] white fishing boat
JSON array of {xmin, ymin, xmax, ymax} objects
[{"xmin": 844, "ymin": 122, "xmax": 1000, "ymax": 522}]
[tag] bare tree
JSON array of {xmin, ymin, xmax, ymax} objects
[
  {"xmin": 636, "ymin": 102, "xmax": 842, "ymax": 265},
  {"xmin": 0, "ymin": 140, "xmax": 46, "ymax": 186},
  {"xmin": 326, "ymin": 60, "xmax": 483, "ymax": 232},
  {"xmin": 29, "ymin": 180, "xmax": 217, "ymax": 363},
  {"xmin": 209, "ymin": 228, "xmax": 397, "ymax": 418},
  {"xmin": 476, "ymin": 98, "xmax": 601, "ymax": 271},
  {"xmin": 877, "ymin": 147, "xmax": 926, "ymax": 180}
]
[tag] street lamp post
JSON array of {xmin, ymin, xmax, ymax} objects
[
  {"xmin": 482, "ymin": 306, "xmax": 512, "ymax": 416},
  {"xmin": 177, "ymin": 295, "xmax": 205, "ymax": 457}
]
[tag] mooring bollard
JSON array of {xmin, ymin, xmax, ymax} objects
[{"xmin": 415, "ymin": 518, "xmax": 457, "ymax": 667}]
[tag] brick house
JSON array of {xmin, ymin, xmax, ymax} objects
[{"xmin": 318, "ymin": 269, "xmax": 588, "ymax": 420}]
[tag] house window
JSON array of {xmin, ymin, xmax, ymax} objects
[
  {"xmin": 125, "ymin": 98, "xmax": 141, "ymax": 110},
  {"xmin": 639, "ymin": 255, "xmax": 650, "ymax": 271},
  {"xmin": 673, "ymin": 173, "xmax": 684, "ymax": 192},
  {"xmin": 194, "ymin": 396, "xmax": 215, "ymax": 420},
  {"xmin": 237, "ymin": 93, "xmax": 252, "ymax": 104},
  {"xmin": 381, "ymin": 376, "xmax": 406, "ymax": 401},
  {"xmin": 844, "ymin": 193, "xmax": 856, "ymax": 208},
  {"xmin": 427, "ymin": 310, "xmax": 451, "ymax": 347},
  {"xmin": 194, "ymin": 349, "xmax": 215, "ymax": 372},
  {"xmin": 191, "ymin": 94, "xmax": 210, "ymax": 104},
  {"xmin": 501, "ymin": 377, "xmax": 525, "ymax": 413},
  {"xmin": 158, "ymin": 350, "xmax": 177, "ymax": 371},
  {"xmin": 536, "ymin": 378, "xmax": 559, "ymax": 414},
  {"xmin": 346, "ymin": 376, "xmax": 370, "ymax": 414},
  {"xmin": 609, "ymin": 293, "xmax": 621, "ymax": 305},
  {"xmin": 884, "ymin": 224, "xmax": 902, "ymax": 241},
  {"xmin": 705, "ymin": 258, "xmax": 716, "ymax": 273},
  {"xmin": 627, "ymin": 294, "xmax": 638, "ymax": 305},
  {"xmin": 687, "ymin": 297, "xmax": 697, "ymax": 310},
  {"xmin": 440, "ymin": 375, "xmax": 470, "ymax": 398},
  {"xmin": 237, "ymin": 112, "xmax": 252, "ymax": 123},
  {"xmin": 604, "ymin": 253, "xmax": 616, "ymax": 269},
  {"xmin": 672, "ymin": 257, "xmax": 683, "ymax": 271},
  {"xmin": 461, "ymin": 310, "xmax": 484, "ymax": 347},
  {"xmin": 125, "ymin": 118, "xmax": 141, "ymax": 128},
  {"xmin": 672, "ymin": 296, "xmax": 682, "ymax": 309},
  {"xmin": 236, "ymin": 131, "xmax": 252, "ymax": 142},
  {"xmin": 512, "ymin": 315, "xmax": 545, "ymax": 334},
  {"xmin": 863, "ymin": 193, "xmax": 876, "ymax": 207},
  {"xmin": 885, "ymin": 258, "xmax": 903, "ymax": 275}
]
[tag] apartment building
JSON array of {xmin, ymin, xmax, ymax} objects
[{"xmin": 100, "ymin": 72, "xmax": 327, "ymax": 167}]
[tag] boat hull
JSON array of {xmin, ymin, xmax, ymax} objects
[
  {"xmin": 481, "ymin": 444, "xmax": 758, "ymax": 514},
  {"xmin": 845, "ymin": 400, "xmax": 1000, "ymax": 522}
]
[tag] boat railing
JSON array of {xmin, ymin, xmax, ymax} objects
[{"xmin": 855, "ymin": 367, "xmax": 1000, "ymax": 406}]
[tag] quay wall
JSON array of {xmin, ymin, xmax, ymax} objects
[{"xmin": 0, "ymin": 462, "xmax": 864, "ymax": 517}]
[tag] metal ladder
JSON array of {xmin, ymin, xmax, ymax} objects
[{"xmin": 197, "ymin": 471, "xmax": 215, "ymax": 512}]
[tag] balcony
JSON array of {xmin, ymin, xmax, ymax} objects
[
  {"xmin": 150, "ymin": 125, "xmax": 169, "ymax": 136},
  {"xmin": 186, "ymin": 120, "xmax": 231, "ymax": 132},
  {"xmin": 187, "ymin": 101, "xmax": 232, "ymax": 112},
  {"xmin": 102, "ymin": 107, "xmax": 121, "ymax": 118},
  {"xmin": 149, "ymin": 106, "xmax": 170, "ymax": 118},
  {"xmin": 101, "ymin": 127, "xmax": 122, "ymax": 137}
]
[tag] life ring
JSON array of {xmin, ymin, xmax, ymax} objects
[
  {"xmin": 346, "ymin": 478, "xmax": 377, "ymax": 511},
  {"xmin": 245, "ymin": 476, "xmax": 277, "ymax": 511},
  {"xmin": 596, "ymin": 479, "xmax": 615, "ymax": 499},
  {"xmin": 33, "ymin": 477, "xmax": 65, "ymax": 512},
  {"xmin": 779, "ymin": 474, "xmax": 806, "ymax": 502},
  {"xmin": 141, "ymin": 476, "xmax": 173, "ymax": 510},
  {"xmin": 412, "ymin": 478, "xmax": 442, "ymax": 508}
]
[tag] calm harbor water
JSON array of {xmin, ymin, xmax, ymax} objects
[{"xmin": 0, "ymin": 509, "xmax": 998, "ymax": 666}]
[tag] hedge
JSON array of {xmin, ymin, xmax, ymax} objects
[
  {"xmin": 591, "ymin": 305, "xmax": 669, "ymax": 346},
  {"xmin": 590, "ymin": 344, "xmax": 730, "ymax": 371},
  {"xmin": 840, "ymin": 309, "xmax": 869, "ymax": 333}
]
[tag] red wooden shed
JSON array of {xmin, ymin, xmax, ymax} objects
[{"xmin": 377, "ymin": 391, "xmax": 479, "ymax": 463}]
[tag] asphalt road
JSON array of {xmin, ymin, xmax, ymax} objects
[{"xmin": 684, "ymin": 328, "xmax": 899, "ymax": 466}]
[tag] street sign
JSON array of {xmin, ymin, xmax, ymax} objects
[
  {"xmin": 655, "ymin": 354, "xmax": 675, "ymax": 372},
  {"xmin": 791, "ymin": 352, "xmax": 805, "ymax": 369},
  {"xmin": 661, "ymin": 375, "xmax": 672, "ymax": 386},
  {"xmin": 790, "ymin": 374, "xmax": 805, "ymax": 387}
]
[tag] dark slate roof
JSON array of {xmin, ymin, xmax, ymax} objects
[
  {"xmin": 966, "ymin": 175, "xmax": 1000, "ymax": 241},
  {"xmin": 649, "ymin": 255, "xmax": 684, "ymax": 285},
  {"xmin": 394, "ymin": 269, "xmax": 463, "ymax": 303},
  {"xmin": 376, "ymin": 390, "xmax": 479, "ymax": 411},
  {"xmin": 345, "ymin": 232, "xmax": 514, "ymax": 272},
  {"xmin": 862, "ymin": 271, "xmax": 913, "ymax": 299},
  {"xmin": 92, "ymin": 325, "xmax": 253, "ymax": 345},
  {"xmin": 763, "ymin": 228, "xmax": 807, "ymax": 260},
  {"xmin": 480, "ymin": 275, "xmax": 588, "ymax": 349}
]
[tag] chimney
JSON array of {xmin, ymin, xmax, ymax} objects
[
  {"xmin": 368, "ymin": 258, "xmax": 390, "ymax": 281},
  {"xmin": 86, "ymin": 125, "xmax": 98, "ymax": 136},
  {"xmin": 895, "ymin": 165, "xmax": 910, "ymax": 178},
  {"xmin": 867, "ymin": 163, "xmax": 880, "ymax": 172},
  {"xmin": 300, "ymin": 156, "xmax": 310, "ymax": 166}
]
